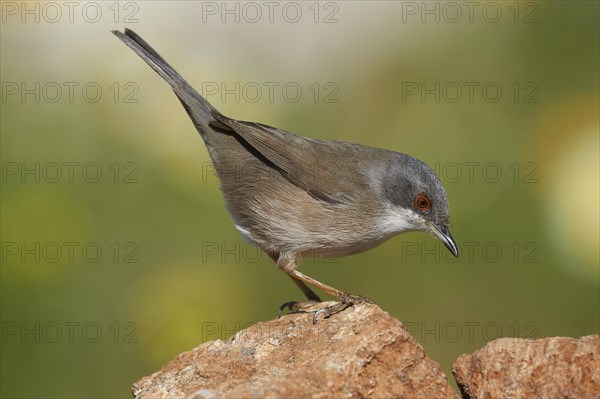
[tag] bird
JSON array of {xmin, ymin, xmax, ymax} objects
[{"xmin": 112, "ymin": 28, "xmax": 458, "ymax": 323}]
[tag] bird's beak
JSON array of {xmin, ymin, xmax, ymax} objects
[{"xmin": 432, "ymin": 225, "xmax": 459, "ymax": 258}]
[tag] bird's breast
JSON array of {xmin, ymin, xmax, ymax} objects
[{"xmin": 222, "ymin": 174, "xmax": 395, "ymax": 258}]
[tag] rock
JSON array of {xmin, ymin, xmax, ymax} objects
[
  {"xmin": 132, "ymin": 302, "xmax": 458, "ymax": 399},
  {"xmin": 452, "ymin": 335, "xmax": 600, "ymax": 399}
]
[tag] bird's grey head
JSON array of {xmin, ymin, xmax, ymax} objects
[{"xmin": 380, "ymin": 153, "xmax": 458, "ymax": 257}]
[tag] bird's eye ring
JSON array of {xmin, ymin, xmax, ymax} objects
[{"xmin": 414, "ymin": 193, "xmax": 432, "ymax": 211}]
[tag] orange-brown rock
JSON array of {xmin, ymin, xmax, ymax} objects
[
  {"xmin": 452, "ymin": 335, "xmax": 600, "ymax": 399},
  {"xmin": 132, "ymin": 302, "xmax": 458, "ymax": 399}
]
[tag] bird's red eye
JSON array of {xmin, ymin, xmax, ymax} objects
[{"xmin": 414, "ymin": 193, "xmax": 431, "ymax": 211}]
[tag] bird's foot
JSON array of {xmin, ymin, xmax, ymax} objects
[
  {"xmin": 311, "ymin": 294, "xmax": 374, "ymax": 324},
  {"xmin": 278, "ymin": 295, "xmax": 374, "ymax": 324},
  {"xmin": 278, "ymin": 300, "xmax": 321, "ymax": 318}
]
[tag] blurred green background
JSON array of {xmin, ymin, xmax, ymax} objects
[{"xmin": 1, "ymin": 1, "xmax": 598, "ymax": 397}]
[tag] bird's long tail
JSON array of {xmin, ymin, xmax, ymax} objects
[{"xmin": 112, "ymin": 28, "xmax": 218, "ymax": 139}]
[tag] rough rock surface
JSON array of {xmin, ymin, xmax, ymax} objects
[
  {"xmin": 132, "ymin": 302, "xmax": 458, "ymax": 399},
  {"xmin": 452, "ymin": 335, "xmax": 600, "ymax": 399}
]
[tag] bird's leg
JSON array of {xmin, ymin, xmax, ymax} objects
[
  {"xmin": 276, "ymin": 254, "xmax": 372, "ymax": 323},
  {"xmin": 285, "ymin": 269, "xmax": 346, "ymax": 298},
  {"xmin": 290, "ymin": 275, "xmax": 322, "ymax": 301}
]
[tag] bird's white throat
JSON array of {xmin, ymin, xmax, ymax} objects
[{"xmin": 380, "ymin": 205, "xmax": 423, "ymax": 236}]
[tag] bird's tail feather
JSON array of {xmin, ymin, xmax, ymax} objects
[{"xmin": 112, "ymin": 29, "xmax": 217, "ymax": 133}]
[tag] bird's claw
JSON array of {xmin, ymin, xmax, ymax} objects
[
  {"xmin": 279, "ymin": 295, "xmax": 374, "ymax": 323},
  {"xmin": 278, "ymin": 300, "xmax": 320, "ymax": 318}
]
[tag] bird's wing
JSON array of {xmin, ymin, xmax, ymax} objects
[{"xmin": 210, "ymin": 112, "xmax": 369, "ymax": 204}]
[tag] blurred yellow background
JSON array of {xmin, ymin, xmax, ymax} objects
[{"xmin": 1, "ymin": 1, "xmax": 598, "ymax": 397}]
